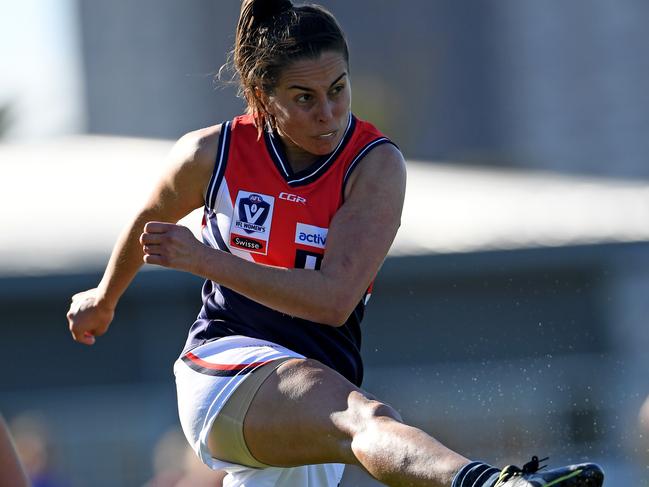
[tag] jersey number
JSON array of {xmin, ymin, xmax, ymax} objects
[{"xmin": 295, "ymin": 250, "xmax": 323, "ymax": 270}]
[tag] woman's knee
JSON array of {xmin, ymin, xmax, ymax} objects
[
  {"xmin": 344, "ymin": 390, "xmax": 403, "ymax": 430},
  {"xmin": 330, "ymin": 389, "xmax": 402, "ymax": 444},
  {"xmin": 340, "ymin": 391, "xmax": 405, "ymax": 469}
]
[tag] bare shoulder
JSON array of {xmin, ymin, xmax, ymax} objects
[
  {"xmin": 170, "ymin": 124, "xmax": 223, "ymax": 175},
  {"xmin": 141, "ymin": 124, "xmax": 225, "ymax": 216},
  {"xmin": 344, "ymin": 142, "xmax": 407, "ymax": 200},
  {"xmin": 160, "ymin": 124, "xmax": 225, "ymax": 202},
  {"xmin": 362, "ymin": 142, "xmax": 406, "ymax": 179}
]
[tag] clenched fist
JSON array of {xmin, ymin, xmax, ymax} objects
[
  {"xmin": 67, "ymin": 289, "xmax": 115, "ymax": 345},
  {"xmin": 140, "ymin": 222, "xmax": 205, "ymax": 273}
]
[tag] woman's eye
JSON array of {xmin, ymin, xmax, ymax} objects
[
  {"xmin": 296, "ymin": 94, "xmax": 312, "ymax": 103},
  {"xmin": 331, "ymin": 85, "xmax": 344, "ymax": 95}
]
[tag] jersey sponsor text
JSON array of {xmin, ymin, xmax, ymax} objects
[
  {"xmin": 279, "ymin": 192, "xmax": 307, "ymax": 204},
  {"xmin": 295, "ymin": 223, "xmax": 328, "ymax": 250},
  {"xmin": 231, "ymin": 235, "xmax": 266, "ymax": 252}
]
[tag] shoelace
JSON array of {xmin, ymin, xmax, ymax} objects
[{"xmin": 494, "ymin": 456, "xmax": 549, "ymax": 486}]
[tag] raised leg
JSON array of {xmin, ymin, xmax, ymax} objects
[{"xmin": 239, "ymin": 358, "xmax": 469, "ymax": 487}]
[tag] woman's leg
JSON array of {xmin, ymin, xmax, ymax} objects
[{"xmin": 239, "ymin": 358, "xmax": 469, "ymax": 487}]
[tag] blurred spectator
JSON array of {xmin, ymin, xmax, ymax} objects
[
  {"xmin": 145, "ymin": 426, "xmax": 225, "ymax": 487},
  {"xmin": 0, "ymin": 414, "xmax": 30, "ymax": 487},
  {"xmin": 10, "ymin": 413, "xmax": 69, "ymax": 487}
]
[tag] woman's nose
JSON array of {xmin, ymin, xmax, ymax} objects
[{"xmin": 316, "ymin": 100, "xmax": 334, "ymax": 123}]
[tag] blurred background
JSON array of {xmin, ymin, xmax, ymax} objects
[{"xmin": 1, "ymin": 0, "xmax": 649, "ymax": 485}]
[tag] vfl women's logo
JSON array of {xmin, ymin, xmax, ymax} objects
[
  {"xmin": 230, "ymin": 191, "xmax": 275, "ymax": 255},
  {"xmin": 237, "ymin": 194, "xmax": 271, "ymax": 234}
]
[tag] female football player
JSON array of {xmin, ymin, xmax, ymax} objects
[{"xmin": 67, "ymin": 1, "xmax": 604, "ymax": 486}]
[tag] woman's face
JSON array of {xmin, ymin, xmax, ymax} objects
[{"xmin": 263, "ymin": 50, "xmax": 351, "ymax": 166}]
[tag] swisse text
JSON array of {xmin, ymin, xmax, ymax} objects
[{"xmin": 232, "ymin": 236, "xmax": 263, "ymax": 250}]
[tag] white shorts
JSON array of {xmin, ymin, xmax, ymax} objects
[{"xmin": 173, "ymin": 335, "xmax": 346, "ymax": 487}]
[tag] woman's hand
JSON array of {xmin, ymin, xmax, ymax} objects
[
  {"xmin": 67, "ymin": 289, "xmax": 115, "ymax": 345},
  {"xmin": 140, "ymin": 222, "xmax": 205, "ymax": 274}
]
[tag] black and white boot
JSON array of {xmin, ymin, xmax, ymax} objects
[{"xmin": 492, "ymin": 456, "xmax": 604, "ymax": 487}]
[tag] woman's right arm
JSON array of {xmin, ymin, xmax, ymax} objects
[{"xmin": 66, "ymin": 126, "xmax": 219, "ymax": 345}]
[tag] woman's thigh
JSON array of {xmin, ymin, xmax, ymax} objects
[{"xmin": 241, "ymin": 357, "xmax": 397, "ymax": 468}]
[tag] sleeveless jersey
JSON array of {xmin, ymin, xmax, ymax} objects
[{"xmin": 183, "ymin": 113, "xmax": 395, "ymax": 386}]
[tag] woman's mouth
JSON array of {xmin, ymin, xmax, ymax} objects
[{"xmin": 315, "ymin": 130, "xmax": 337, "ymax": 139}]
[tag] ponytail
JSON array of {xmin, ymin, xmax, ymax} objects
[
  {"xmin": 235, "ymin": 0, "xmax": 295, "ymax": 131},
  {"xmin": 237, "ymin": 0, "xmax": 293, "ymax": 35}
]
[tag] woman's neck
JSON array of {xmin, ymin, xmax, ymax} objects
[{"xmin": 275, "ymin": 131, "xmax": 319, "ymax": 173}]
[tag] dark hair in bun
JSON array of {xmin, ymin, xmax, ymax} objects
[{"xmin": 231, "ymin": 0, "xmax": 349, "ymax": 133}]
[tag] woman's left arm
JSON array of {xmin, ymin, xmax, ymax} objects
[{"xmin": 141, "ymin": 143, "xmax": 406, "ymax": 326}]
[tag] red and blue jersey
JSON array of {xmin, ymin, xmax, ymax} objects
[{"xmin": 183, "ymin": 113, "xmax": 395, "ymax": 386}]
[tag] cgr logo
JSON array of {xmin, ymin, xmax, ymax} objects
[
  {"xmin": 279, "ymin": 192, "xmax": 307, "ymax": 204},
  {"xmin": 295, "ymin": 223, "xmax": 328, "ymax": 250}
]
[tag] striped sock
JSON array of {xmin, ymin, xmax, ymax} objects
[{"xmin": 452, "ymin": 461, "xmax": 501, "ymax": 487}]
